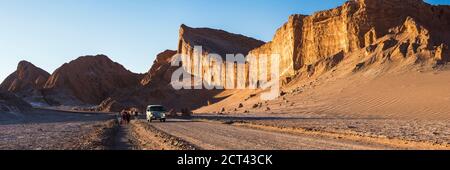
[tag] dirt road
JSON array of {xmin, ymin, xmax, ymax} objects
[
  {"xmin": 0, "ymin": 109, "xmax": 113, "ymax": 150},
  {"xmin": 2, "ymin": 109, "xmax": 445, "ymax": 150},
  {"xmin": 110, "ymin": 124, "xmax": 138, "ymax": 150},
  {"xmin": 143, "ymin": 119, "xmax": 401, "ymax": 150}
]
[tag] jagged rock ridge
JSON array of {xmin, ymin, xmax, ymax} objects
[
  {"xmin": 141, "ymin": 50, "xmax": 178, "ymax": 86},
  {"xmin": 0, "ymin": 61, "xmax": 51, "ymax": 106},
  {"xmin": 0, "ymin": 61, "xmax": 50, "ymax": 95}
]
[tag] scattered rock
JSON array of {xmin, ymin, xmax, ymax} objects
[
  {"xmin": 252, "ymin": 103, "xmax": 260, "ymax": 109},
  {"xmin": 348, "ymin": 125, "xmax": 358, "ymax": 129}
]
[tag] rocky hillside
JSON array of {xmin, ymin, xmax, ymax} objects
[
  {"xmin": 43, "ymin": 55, "xmax": 143, "ymax": 105},
  {"xmin": 178, "ymin": 25, "xmax": 265, "ymax": 87},
  {"xmin": 197, "ymin": 0, "xmax": 450, "ymax": 116},
  {"xmin": 99, "ymin": 24, "xmax": 265, "ymax": 112},
  {"xmin": 0, "ymin": 90, "xmax": 31, "ymax": 113},
  {"xmin": 0, "ymin": 61, "xmax": 50, "ymax": 96},
  {"xmin": 141, "ymin": 50, "xmax": 178, "ymax": 86},
  {"xmin": 250, "ymin": 0, "xmax": 449, "ymax": 80},
  {"xmin": 2, "ymin": 0, "xmax": 448, "ymax": 114},
  {"xmin": 0, "ymin": 61, "xmax": 51, "ymax": 106}
]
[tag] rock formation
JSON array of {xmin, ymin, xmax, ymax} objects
[
  {"xmin": 0, "ymin": 61, "xmax": 50, "ymax": 106},
  {"xmin": 178, "ymin": 24, "xmax": 265, "ymax": 58},
  {"xmin": 178, "ymin": 24, "xmax": 265, "ymax": 88},
  {"xmin": 99, "ymin": 25, "xmax": 265, "ymax": 112},
  {"xmin": 249, "ymin": 15, "xmax": 307, "ymax": 77},
  {"xmin": 0, "ymin": 91, "xmax": 31, "ymax": 112},
  {"xmin": 141, "ymin": 50, "xmax": 178, "ymax": 86},
  {"xmin": 3, "ymin": 0, "xmax": 448, "ymax": 114},
  {"xmin": 250, "ymin": 0, "xmax": 450, "ymax": 79},
  {"xmin": 1, "ymin": 61, "xmax": 50, "ymax": 95},
  {"xmin": 195, "ymin": 0, "xmax": 450, "ymax": 114},
  {"xmin": 43, "ymin": 55, "xmax": 143, "ymax": 105}
]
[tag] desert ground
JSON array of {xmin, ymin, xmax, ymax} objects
[
  {"xmin": 0, "ymin": 109, "xmax": 113, "ymax": 150},
  {"xmin": 1, "ymin": 69, "xmax": 449, "ymax": 150},
  {"xmin": 1, "ymin": 107, "xmax": 448, "ymax": 150}
]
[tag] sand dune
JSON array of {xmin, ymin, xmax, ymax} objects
[{"xmin": 197, "ymin": 67, "xmax": 450, "ymax": 120}]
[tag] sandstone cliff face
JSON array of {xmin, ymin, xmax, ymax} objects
[
  {"xmin": 300, "ymin": 0, "xmax": 449, "ymax": 65},
  {"xmin": 250, "ymin": 0, "xmax": 450, "ymax": 78},
  {"xmin": 43, "ymin": 55, "xmax": 142, "ymax": 105},
  {"xmin": 0, "ymin": 61, "xmax": 50, "ymax": 95},
  {"xmin": 141, "ymin": 50, "xmax": 177, "ymax": 86},
  {"xmin": 178, "ymin": 24, "xmax": 265, "ymax": 57},
  {"xmin": 178, "ymin": 25, "xmax": 265, "ymax": 88},
  {"xmin": 249, "ymin": 15, "xmax": 307, "ymax": 77}
]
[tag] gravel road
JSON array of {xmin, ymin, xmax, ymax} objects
[
  {"xmin": 146, "ymin": 119, "xmax": 401, "ymax": 150},
  {"xmin": 0, "ymin": 109, "xmax": 113, "ymax": 150},
  {"xmin": 2, "ymin": 109, "xmax": 446, "ymax": 150}
]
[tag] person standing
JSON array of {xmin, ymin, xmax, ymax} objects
[
  {"xmin": 126, "ymin": 112, "xmax": 131, "ymax": 124},
  {"xmin": 117, "ymin": 112, "xmax": 122, "ymax": 125}
]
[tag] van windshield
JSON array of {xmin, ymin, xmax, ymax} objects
[{"xmin": 149, "ymin": 106, "xmax": 166, "ymax": 112}]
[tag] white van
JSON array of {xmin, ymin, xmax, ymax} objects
[{"xmin": 146, "ymin": 105, "xmax": 167, "ymax": 122}]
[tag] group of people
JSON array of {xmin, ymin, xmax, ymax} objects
[{"xmin": 118, "ymin": 111, "xmax": 132, "ymax": 125}]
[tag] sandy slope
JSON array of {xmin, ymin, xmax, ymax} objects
[
  {"xmin": 277, "ymin": 69, "xmax": 450, "ymax": 120},
  {"xmin": 193, "ymin": 68, "xmax": 450, "ymax": 146},
  {"xmin": 197, "ymin": 68, "xmax": 450, "ymax": 120}
]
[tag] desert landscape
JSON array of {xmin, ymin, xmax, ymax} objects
[{"xmin": 1, "ymin": 0, "xmax": 449, "ymax": 150}]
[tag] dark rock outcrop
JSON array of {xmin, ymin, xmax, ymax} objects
[
  {"xmin": 43, "ymin": 55, "xmax": 143, "ymax": 105},
  {"xmin": 0, "ymin": 61, "xmax": 50, "ymax": 96},
  {"xmin": 0, "ymin": 91, "xmax": 31, "ymax": 112}
]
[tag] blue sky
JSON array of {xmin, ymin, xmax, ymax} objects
[{"xmin": 1, "ymin": 0, "xmax": 449, "ymax": 81}]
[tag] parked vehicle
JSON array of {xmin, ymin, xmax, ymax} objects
[{"xmin": 146, "ymin": 105, "xmax": 167, "ymax": 122}]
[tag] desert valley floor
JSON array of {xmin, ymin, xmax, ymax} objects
[
  {"xmin": 1, "ymin": 107, "xmax": 448, "ymax": 150},
  {"xmin": 1, "ymin": 69, "xmax": 450, "ymax": 150}
]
